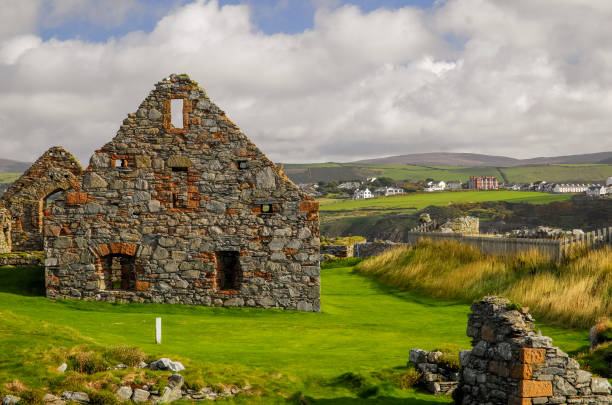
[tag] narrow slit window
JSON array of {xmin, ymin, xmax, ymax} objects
[
  {"xmin": 171, "ymin": 99, "xmax": 184, "ymax": 129},
  {"xmin": 215, "ymin": 251, "xmax": 241, "ymax": 290},
  {"xmin": 237, "ymin": 160, "xmax": 248, "ymax": 170}
]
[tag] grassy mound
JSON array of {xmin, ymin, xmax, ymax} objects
[{"xmin": 355, "ymin": 240, "xmax": 612, "ymax": 328}]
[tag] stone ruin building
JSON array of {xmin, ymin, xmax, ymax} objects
[
  {"xmin": 0, "ymin": 205, "xmax": 11, "ymax": 253},
  {"xmin": 44, "ymin": 74, "xmax": 321, "ymax": 311},
  {"xmin": 456, "ymin": 296, "xmax": 612, "ymax": 405},
  {"xmin": 1, "ymin": 147, "xmax": 83, "ymax": 251}
]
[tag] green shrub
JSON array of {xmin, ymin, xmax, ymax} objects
[
  {"xmin": 357, "ymin": 384, "xmax": 379, "ymax": 398},
  {"xmin": 103, "ymin": 345, "xmax": 147, "ymax": 367},
  {"xmin": 88, "ymin": 389, "xmax": 120, "ymax": 405},
  {"xmin": 393, "ymin": 368, "xmax": 420, "ymax": 389},
  {"xmin": 577, "ymin": 343, "xmax": 612, "ymax": 378},
  {"xmin": 67, "ymin": 349, "xmax": 108, "ymax": 375}
]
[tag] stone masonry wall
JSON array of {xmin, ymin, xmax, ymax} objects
[
  {"xmin": 354, "ymin": 241, "xmax": 404, "ymax": 257},
  {"xmin": 0, "ymin": 205, "xmax": 11, "ymax": 253},
  {"xmin": 456, "ymin": 296, "xmax": 612, "ymax": 405},
  {"xmin": 321, "ymin": 244, "xmax": 353, "ymax": 257},
  {"xmin": 44, "ymin": 74, "xmax": 320, "ymax": 311},
  {"xmin": 2, "ymin": 147, "xmax": 83, "ymax": 251}
]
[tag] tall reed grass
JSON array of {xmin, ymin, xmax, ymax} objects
[{"xmin": 354, "ymin": 239, "xmax": 612, "ymax": 328}]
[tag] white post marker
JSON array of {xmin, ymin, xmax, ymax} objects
[{"xmin": 156, "ymin": 317, "xmax": 162, "ymax": 344}]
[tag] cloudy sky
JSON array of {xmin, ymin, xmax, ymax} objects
[{"xmin": 1, "ymin": 0, "xmax": 612, "ymax": 165}]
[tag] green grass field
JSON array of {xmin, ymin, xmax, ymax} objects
[
  {"xmin": 0, "ymin": 173, "xmax": 20, "ymax": 184},
  {"xmin": 0, "ymin": 265, "xmax": 589, "ymax": 404},
  {"xmin": 319, "ymin": 191, "xmax": 572, "ymax": 215},
  {"xmin": 283, "ymin": 163, "xmax": 612, "ymax": 184}
]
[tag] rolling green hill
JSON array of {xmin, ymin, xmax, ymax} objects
[{"xmin": 283, "ymin": 163, "xmax": 612, "ymax": 184}]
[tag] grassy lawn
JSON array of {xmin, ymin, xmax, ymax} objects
[
  {"xmin": 0, "ymin": 173, "xmax": 20, "ymax": 183},
  {"xmin": 319, "ymin": 191, "xmax": 573, "ymax": 216},
  {"xmin": 0, "ymin": 265, "xmax": 589, "ymax": 403}
]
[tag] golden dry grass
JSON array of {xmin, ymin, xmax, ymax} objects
[{"xmin": 355, "ymin": 239, "xmax": 612, "ymax": 328}]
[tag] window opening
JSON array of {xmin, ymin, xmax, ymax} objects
[
  {"xmin": 171, "ymin": 193, "xmax": 180, "ymax": 208},
  {"xmin": 101, "ymin": 254, "xmax": 136, "ymax": 291},
  {"xmin": 215, "ymin": 251, "xmax": 241, "ymax": 290},
  {"xmin": 171, "ymin": 166, "xmax": 188, "ymax": 172},
  {"xmin": 44, "ymin": 189, "xmax": 63, "ymax": 208},
  {"xmin": 171, "ymin": 99, "xmax": 184, "ymax": 129},
  {"xmin": 115, "ymin": 158, "xmax": 128, "ymax": 168},
  {"xmin": 237, "ymin": 160, "xmax": 248, "ymax": 170},
  {"xmin": 261, "ymin": 204, "xmax": 272, "ymax": 213}
]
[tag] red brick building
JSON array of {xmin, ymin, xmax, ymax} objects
[{"xmin": 468, "ymin": 176, "xmax": 499, "ymax": 190}]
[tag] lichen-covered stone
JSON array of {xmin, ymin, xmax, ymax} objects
[
  {"xmin": 44, "ymin": 74, "xmax": 320, "ymax": 311},
  {"xmin": 1, "ymin": 146, "xmax": 83, "ymax": 251}
]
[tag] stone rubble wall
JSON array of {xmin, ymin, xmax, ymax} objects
[
  {"xmin": 456, "ymin": 296, "xmax": 612, "ymax": 405},
  {"xmin": 439, "ymin": 216, "xmax": 479, "ymax": 235},
  {"xmin": 354, "ymin": 241, "xmax": 405, "ymax": 257},
  {"xmin": 44, "ymin": 74, "xmax": 320, "ymax": 311},
  {"xmin": 1, "ymin": 146, "xmax": 83, "ymax": 251},
  {"xmin": 0, "ymin": 252, "xmax": 43, "ymax": 267},
  {"xmin": 408, "ymin": 349, "xmax": 459, "ymax": 395},
  {"xmin": 321, "ymin": 244, "xmax": 353, "ymax": 257},
  {"xmin": 0, "ymin": 206, "xmax": 11, "ymax": 253}
]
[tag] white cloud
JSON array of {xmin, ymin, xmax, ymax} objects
[{"xmin": 1, "ymin": 0, "xmax": 612, "ymax": 164}]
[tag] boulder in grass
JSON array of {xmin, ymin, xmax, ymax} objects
[
  {"xmin": 61, "ymin": 391, "xmax": 89, "ymax": 404},
  {"xmin": 2, "ymin": 395, "xmax": 21, "ymax": 405},
  {"xmin": 115, "ymin": 386, "xmax": 133, "ymax": 402},
  {"xmin": 148, "ymin": 358, "xmax": 185, "ymax": 372}
]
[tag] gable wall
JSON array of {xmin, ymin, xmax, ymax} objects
[{"xmin": 44, "ymin": 74, "xmax": 321, "ymax": 311}]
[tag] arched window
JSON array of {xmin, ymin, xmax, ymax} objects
[{"xmin": 101, "ymin": 254, "xmax": 136, "ymax": 291}]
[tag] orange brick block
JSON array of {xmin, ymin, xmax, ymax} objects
[
  {"xmin": 519, "ymin": 348, "xmax": 546, "ymax": 364},
  {"xmin": 512, "ymin": 363, "xmax": 533, "ymax": 380},
  {"xmin": 518, "ymin": 380, "xmax": 552, "ymax": 398},
  {"xmin": 65, "ymin": 192, "xmax": 89, "ymax": 205},
  {"xmin": 300, "ymin": 201, "xmax": 319, "ymax": 212},
  {"xmin": 110, "ymin": 243, "xmax": 122, "ymax": 254},
  {"xmin": 97, "ymin": 244, "xmax": 110, "ymax": 257},
  {"xmin": 122, "ymin": 243, "xmax": 137, "ymax": 256},
  {"xmin": 135, "ymin": 281, "xmax": 149, "ymax": 291}
]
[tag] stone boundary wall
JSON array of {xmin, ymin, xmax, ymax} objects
[
  {"xmin": 456, "ymin": 296, "xmax": 612, "ymax": 405},
  {"xmin": 408, "ymin": 349, "xmax": 459, "ymax": 395},
  {"xmin": 404, "ymin": 232, "xmax": 563, "ymax": 261},
  {"xmin": 321, "ymin": 244, "xmax": 353, "ymax": 257},
  {"xmin": 354, "ymin": 242, "xmax": 405, "ymax": 257},
  {"xmin": 0, "ymin": 252, "xmax": 43, "ymax": 267}
]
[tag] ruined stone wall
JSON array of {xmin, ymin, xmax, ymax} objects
[
  {"xmin": 321, "ymin": 244, "xmax": 353, "ymax": 257},
  {"xmin": 2, "ymin": 147, "xmax": 83, "ymax": 251},
  {"xmin": 456, "ymin": 296, "xmax": 612, "ymax": 404},
  {"xmin": 354, "ymin": 241, "xmax": 404, "ymax": 257},
  {"xmin": 439, "ymin": 216, "xmax": 479, "ymax": 234},
  {"xmin": 0, "ymin": 205, "xmax": 11, "ymax": 253},
  {"xmin": 44, "ymin": 74, "xmax": 320, "ymax": 311}
]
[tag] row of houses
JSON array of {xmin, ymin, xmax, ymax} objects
[
  {"xmin": 354, "ymin": 186, "xmax": 405, "ymax": 199},
  {"xmin": 507, "ymin": 177, "xmax": 612, "ymax": 196}
]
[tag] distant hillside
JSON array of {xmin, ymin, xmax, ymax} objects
[
  {"xmin": 0, "ymin": 158, "xmax": 30, "ymax": 173},
  {"xmin": 350, "ymin": 152, "xmax": 612, "ymax": 167}
]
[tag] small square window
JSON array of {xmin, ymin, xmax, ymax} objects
[
  {"xmin": 238, "ymin": 160, "xmax": 248, "ymax": 170},
  {"xmin": 261, "ymin": 204, "xmax": 272, "ymax": 213}
]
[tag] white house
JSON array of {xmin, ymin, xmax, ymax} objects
[
  {"xmin": 374, "ymin": 186, "xmax": 404, "ymax": 196},
  {"xmin": 424, "ymin": 181, "xmax": 446, "ymax": 192},
  {"xmin": 354, "ymin": 188, "xmax": 373, "ymax": 199},
  {"xmin": 606, "ymin": 177, "xmax": 612, "ymax": 186},
  {"xmin": 586, "ymin": 185, "xmax": 607, "ymax": 198},
  {"xmin": 552, "ymin": 184, "xmax": 590, "ymax": 193}
]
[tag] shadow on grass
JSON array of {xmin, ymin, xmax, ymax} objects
[
  {"xmin": 308, "ymin": 397, "xmax": 448, "ymax": 404},
  {"xmin": 0, "ymin": 266, "xmax": 45, "ymax": 296}
]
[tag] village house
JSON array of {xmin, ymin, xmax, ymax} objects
[
  {"xmin": 424, "ymin": 181, "xmax": 446, "ymax": 192},
  {"xmin": 374, "ymin": 186, "xmax": 404, "ymax": 196},
  {"xmin": 353, "ymin": 188, "xmax": 373, "ymax": 199},
  {"xmin": 468, "ymin": 176, "xmax": 498, "ymax": 190},
  {"xmin": 445, "ymin": 181, "xmax": 462, "ymax": 191},
  {"xmin": 552, "ymin": 183, "xmax": 590, "ymax": 193},
  {"xmin": 43, "ymin": 74, "xmax": 321, "ymax": 311},
  {"xmin": 586, "ymin": 185, "xmax": 607, "ymax": 198}
]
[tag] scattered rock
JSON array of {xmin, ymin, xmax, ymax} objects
[
  {"xmin": 131, "ymin": 389, "xmax": 150, "ymax": 403},
  {"xmin": 61, "ymin": 391, "xmax": 89, "ymax": 404},
  {"xmin": 2, "ymin": 395, "xmax": 21, "ymax": 405},
  {"xmin": 115, "ymin": 386, "xmax": 133, "ymax": 402},
  {"xmin": 56, "ymin": 363, "xmax": 67, "ymax": 373},
  {"xmin": 42, "ymin": 394, "xmax": 65, "ymax": 405},
  {"xmin": 408, "ymin": 348, "xmax": 459, "ymax": 395},
  {"xmin": 148, "ymin": 358, "xmax": 185, "ymax": 372},
  {"xmin": 136, "ymin": 361, "xmax": 148, "ymax": 369}
]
